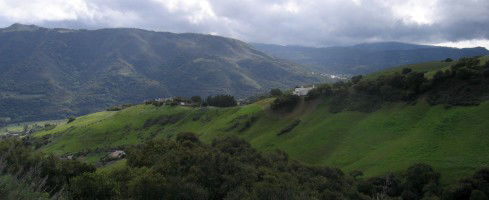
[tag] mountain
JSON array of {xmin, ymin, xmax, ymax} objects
[
  {"xmin": 252, "ymin": 42, "xmax": 489, "ymax": 75},
  {"xmin": 35, "ymin": 56, "xmax": 489, "ymax": 184},
  {"xmin": 0, "ymin": 24, "xmax": 323, "ymax": 123}
]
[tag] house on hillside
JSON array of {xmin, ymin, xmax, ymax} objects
[{"xmin": 293, "ymin": 85, "xmax": 315, "ymax": 96}]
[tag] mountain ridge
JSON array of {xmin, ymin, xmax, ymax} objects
[
  {"xmin": 252, "ymin": 42, "xmax": 489, "ymax": 74},
  {"xmin": 0, "ymin": 24, "xmax": 324, "ymax": 123}
]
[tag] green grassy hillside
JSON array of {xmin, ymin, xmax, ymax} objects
[
  {"xmin": 34, "ymin": 56, "xmax": 489, "ymax": 184},
  {"xmin": 35, "ymin": 98, "xmax": 489, "ymax": 183}
]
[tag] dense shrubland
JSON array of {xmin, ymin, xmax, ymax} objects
[
  {"xmin": 205, "ymin": 95, "xmax": 238, "ymax": 107},
  {"xmin": 271, "ymin": 94, "xmax": 300, "ymax": 112},
  {"xmin": 1, "ymin": 134, "xmax": 488, "ymax": 199},
  {"xmin": 0, "ymin": 139, "xmax": 95, "ymax": 198},
  {"xmin": 302, "ymin": 56, "xmax": 489, "ymax": 113}
]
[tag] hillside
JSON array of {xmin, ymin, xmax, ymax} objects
[
  {"xmin": 0, "ymin": 24, "xmax": 323, "ymax": 123},
  {"xmin": 252, "ymin": 42, "xmax": 489, "ymax": 75},
  {"xmin": 34, "ymin": 56, "xmax": 489, "ymax": 184}
]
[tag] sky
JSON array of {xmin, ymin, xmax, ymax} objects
[{"xmin": 0, "ymin": 0, "xmax": 488, "ymax": 48}]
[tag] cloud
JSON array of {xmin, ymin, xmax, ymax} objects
[{"xmin": 0, "ymin": 0, "xmax": 488, "ymax": 48}]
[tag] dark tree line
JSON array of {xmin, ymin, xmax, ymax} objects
[
  {"xmin": 69, "ymin": 133, "xmax": 368, "ymax": 200},
  {"xmin": 205, "ymin": 94, "xmax": 237, "ymax": 107},
  {"xmin": 271, "ymin": 94, "xmax": 300, "ymax": 112},
  {"xmin": 1, "ymin": 135, "xmax": 489, "ymax": 199},
  {"xmin": 304, "ymin": 56, "xmax": 489, "ymax": 113},
  {"xmin": 0, "ymin": 139, "xmax": 95, "ymax": 198}
]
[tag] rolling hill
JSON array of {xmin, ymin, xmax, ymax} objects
[
  {"xmin": 252, "ymin": 42, "xmax": 489, "ymax": 75},
  {"xmin": 34, "ymin": 56, "xmax": 489, "ymax": 184},
  {"xmin": 0, "ymin": 24, "xmax": 323, "ymax": 123}
]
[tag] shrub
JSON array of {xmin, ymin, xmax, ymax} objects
[
  {"xmin": 405, "ymin": 71, "xmax": 426, "ymax": 93},
  {"xmin": 191, "ymin": 96, "xmax": 202, "ymax": 105},
  {"xmin": 351, "ymin": 75, "xmax": 363, "ymax": 84},
  {"xmin": 107, "ymin": 103, "xmax": 134, "ymax": 111},
  {"xmin": 456, "ymin": 67, "xmax": 480, "ymax": 80},
  {"xmin": 452, "ymin": 57, "xmax": 480, "ymax": 71},
  {"xmin": 69, "ymin": 173, "xmax": 117, "ymax": 200},
  {"xmin": 271, "ymin": 94, "xmax": 300, "ymax": 112},
  {"xmin": 402, "ymin": 68, "xmax": 413, "ymax": 75},
  {"xmin": 269, "ymin": 88, "xmax": 283, "ymax": 97},
  {"xmin": 206, "ymin": 95, "xmax": 237, "ymax": 107},
  {"xmin": 277, "ymin": 120, "xmax": 300, "ymax": 135},
  {"xmin": 176, "ymin": 132, "xmax": 200, "ymax": 144},
  {"xmin": 305, "ymin": 84, "xmax": 332, "ymax": 101},
  {"xmin": 67, "ymin": 116, "xmax": 76, "ymax": 123}
]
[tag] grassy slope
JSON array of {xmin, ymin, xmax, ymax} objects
[
  {"xmin": 35, "ymin": 56, "xmax": 489, "ymax": 183},
  {"xmin": 35, "ymin": 98, "xmax": 489, "ymax": 183}
]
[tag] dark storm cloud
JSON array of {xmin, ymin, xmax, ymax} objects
[{"xmin": 0, "ymin": 0, "xmax": 488, "ymax": 47}]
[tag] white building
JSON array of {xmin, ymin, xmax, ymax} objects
[{"xmin": 293, "ymin": 85, "xmax": 315, "ymax": 96}]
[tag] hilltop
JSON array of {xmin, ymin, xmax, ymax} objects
[
  {"xmin": 0, "ymin": 24, "xmax": 323, "ymax": 123},
  {"xmin": 252, "ymin": 42, "xmax": 489, "ymax": 75},
  {"xmin": 34, "ymin": 56, "xmax": 489, "ymax": 184}
]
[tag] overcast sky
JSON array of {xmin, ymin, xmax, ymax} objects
[{"xmin": 0, "ymin": 0, "xmax": 488, "ymax": 48}]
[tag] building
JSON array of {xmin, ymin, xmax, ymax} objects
[{"xmin": 293, "ymin": 85, "xmax": 315, "ymax": 96}]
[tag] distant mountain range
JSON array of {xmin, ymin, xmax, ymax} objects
[
  {"xmin": 0, "ymin": 24, "xmax": 322, "ymax": 122},
  {"xmin": 252, "ymin": 42, "xmax": 489, "ymax": 74}
]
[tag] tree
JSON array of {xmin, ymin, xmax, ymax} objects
[
  {"xmin": 67, "ymin": 116, "xmax": 76, "ymax": 123},
  {"xmin": 269, "ymin": 88, "xmax": 283, "ymax": 97},
  {"xmin": 191, "ymin": 96, "xmax": 202, "ymax": 105},
  {"xmin": 402, "ymin": 68, "xmax": 413, "ymax": 75},
  {"xmin": 70, "ymin": 173, "xmax": 116, "ymax": 200},
  {"xmin": 445, "ymin": 58, "xmax": 453, "ymax": 62},
  {"xmin": 404, "ymin": 164, "xmax": 440, "ymax": 198},
  {"xmin": 206, "ymin": 95, "xmax": 237, "ymax": 107},
  {"xmin": 351, "ymin": 75, "xmax": 363, "ymax": 84},
  {"xmin": 271, "ymin": 94, "xmax": 300, "ymax": 112},
  {"xmin": 470, "ymin": 190, "xmax": 488, "ymax": 200},
  {"xmin": 349, "ymin": 170, "xmax": 364, "ymax": 179}
]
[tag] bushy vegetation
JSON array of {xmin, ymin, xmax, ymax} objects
[
  {"xmin": 269, "ymin": 88, "xmax": 283, "ymax": 96},
  {"xmin": 106, "ymin": 104, "xmax": 135, "ymax": 111},
  {"xmin": 427, "ymin": 57, "xmax": 489, "ymax": 106},
  {"xmin": 277, "ymin": 119, "xmax": 301, "ymax": 136},
  {"xmin": 205, "ymin": 95, "xmax": 237, "ymax": 107},
  {"xmin": 3, "ymin": 133, "xmax": 489, "ymax": 200},
  {"xmin": 305, "ymin": 56, "xmax": 489, "ymax": 113},
  {"xmin": 0, "ymin": 139, "xmax": 95, "ymax": 198},
  {"xmin": 69, "ymin": 133, "xmax": 368, "ymax": 200},
  {"xmin": 358, "ymin": 164, "xmax": 441, "ymax": 199},
  {"xmin": 443, "ymin": 168, "xmax": 489, "ymax": 200},
  {"xmin": 358, "ymin": 164, "xmax": 489, "ymax": 200},
  {"xmin": 271, "ymin": 94, "xmax": 300, "ymax": 112},
  {"xmin": 0, "ymin": 175, "xmax": 50, "ymax": 199},
  {"xmin": 67, "ymin": 116, "xmax": 76, "ymax": 123}
]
